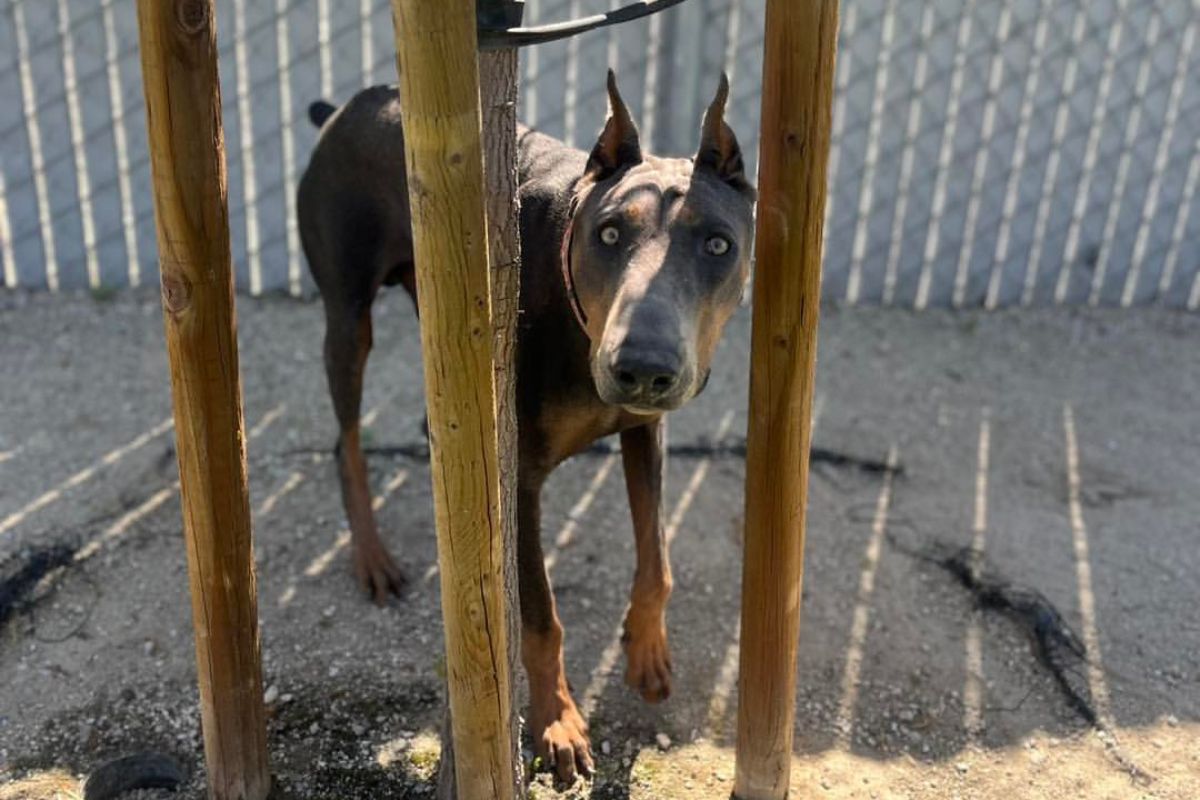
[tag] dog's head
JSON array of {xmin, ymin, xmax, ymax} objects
[{"xmin": 563, "ymin": 71, "xmax": 756, "ymax": 415}]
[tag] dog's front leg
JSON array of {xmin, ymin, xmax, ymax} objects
[
  {"xmin": 619, "ymin": 417, "xmax": 673, "ymax": 703},
  {"xmin": 517, "ymin": 474, "xmax": 593, "ymax": 781}
]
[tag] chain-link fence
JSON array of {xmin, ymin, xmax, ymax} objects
[{"xmin": 1, "ymin": 0, "xmax": 1198, "ymax": 307}]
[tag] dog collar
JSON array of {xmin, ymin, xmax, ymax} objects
[{"xmin": 560, "ymin": 196, "xmax": 590, "ymax": 334}]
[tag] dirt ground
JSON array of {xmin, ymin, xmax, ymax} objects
[{"xmin": 1, "ymin": 289, "xmax": 1197, "ymax": 799}]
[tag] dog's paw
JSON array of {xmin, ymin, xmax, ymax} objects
[
  {"xmin": 352, "ymin": 536, "xmax": 407, "ymax": 604},
  {"xmin": 530, "ymin": 690, "xmax": 593, "ymax": 783},
  {"xmin": 622, "ymin": 617, "xmax": 673, "ymax": 703}
]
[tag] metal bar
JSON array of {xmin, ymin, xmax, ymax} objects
[
  {"xmin": 12, "ymin": 1, "xmax": 59, "ymax": 290},
  {"xmin": 952, "ymin": 5, "xmax": 1012, "ymax": 308},
  {"xmin": 57, "ymin": 0, "xmax": 100, "ymax": 288},
  {"xmin": 986, "ymin": 0, "xmax": 1051, "ymax": 309},
  {"xmin": 1055, "ymin": 0, "xmax": 1129, "ymax": 304},
  {"xmin": 915, "ymin": 2, "xmax": 975, "ymax": 310},
  {"xmin": 100, "ymin": 0, "xmax": 143, "ymax": 288},
  {"xmin": 845, "ymin": 0, "xmax": 896, "ymax": 304},
  {"xmin": 478, "ymin": 0, "xmax": 690, "ymax": 49}
]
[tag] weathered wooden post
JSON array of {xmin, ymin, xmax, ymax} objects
[
  {"xmin": 434, "ymin": 1, "xmax": 525, "ymax": 796},
  {"xmin": 734, "ymin": 1, "xmax": 840, "ymax": 798},
  {"xmin": 478, "ymin": 40, "xmax": 525, "ymax": 797},
  {"xmin": 135, "ymin": 1, "xmax": 270, "ymax": 799},
  {"xmin": 390, "ymin": 1, "xmax": 518, "ymax": 798}
]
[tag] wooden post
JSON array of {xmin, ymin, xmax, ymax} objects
[
  {"xmin": 134, "ymin": 2, "xmax": 270, "ymax": 799},
  {"xmin": 436, "ymin": 41, "xmax": 526, "ymax": 800},
  {"xmin": 478, "ymin": 46, "xmax": 523, "ymax": 795},
  {"xmin": 734, "ymin": 1, "xmax": 840, "ymax": 798},
  {"xmin": 390, "ymin": 3, "xmax": 517, "ymax": 799}
]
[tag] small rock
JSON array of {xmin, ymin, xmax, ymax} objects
[
  {"xmin": 655, "ymin": 732, "xmax": 672, "ymax": 751},
  {"xmin": 263, "ymin": 685, "xmax": 279, "ymax": 705},
  {"xmin": 601, "ymin": 740, "xmax": 612, "ymax": 756},
  {"xmin": 1165, "ymin": 715, "xmax": 1179, "ymax": 727},
  {"xmin": 955, "ymin": 762, "xmax": 969, "ymax": 774}
]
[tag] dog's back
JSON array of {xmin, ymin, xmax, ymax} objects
[
  {"xmin": 298, "ymin": 86, "xmax": 589, "ymax": 306},
  {"xmin": 297, "ymin": 86, "xmax": 416, "ymax": 300}
]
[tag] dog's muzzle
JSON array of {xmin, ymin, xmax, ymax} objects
[{"xmin": 597, "ymin": 343, "xmax": 692, "ymax": 411}]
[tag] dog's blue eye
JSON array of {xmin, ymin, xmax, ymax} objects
[
  {"xmin": 705, "ymin": 235, "xmax": 731, "ymax": 256},
  {"xmin": 599, "ymin": 225, "xmax": 620, "ymax": 246}
]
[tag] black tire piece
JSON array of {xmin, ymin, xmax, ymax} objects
[{"xmin": 83, "ymin": 752, "xmax": 184, "ymax": 800}]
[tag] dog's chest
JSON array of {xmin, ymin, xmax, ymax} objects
[{"xmin": 536, "ymin": 400, "xmax": 656, "ymax": 466}]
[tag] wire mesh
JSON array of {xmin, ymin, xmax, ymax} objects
[{"xmin": 0, "ymin": 0, "xmax": 1196, "ymax": 307}]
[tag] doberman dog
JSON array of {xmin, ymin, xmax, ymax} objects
[{"xmin": 297, "ymin": 71, "xmax": 755, "ymax": 780}]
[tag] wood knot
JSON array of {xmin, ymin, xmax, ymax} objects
[
  {"xmin": 448, "ymin": 152, "xmax": 464, "ymax": 166},
  {"xmin": 176, "ymin": 0, "xmax": 210, "ymax": 34},
  {"xmin": 784, "ymin": 131, "xmax": 804, "ymax": 155},
  {"xmin": 161, "ymin": 274, "xmax": 192, "ymax": 315}
]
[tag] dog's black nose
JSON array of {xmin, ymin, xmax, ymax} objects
[{"xmin": 610, "ymin": 348, "xmax": 681, "ymax": 402}]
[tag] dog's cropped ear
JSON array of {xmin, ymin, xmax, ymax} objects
[
  {"xmin": 586, "ymin": 70, "xmax": 643, "ymax": 180},
  {"xmin": 696, "ymin": 73, "xmax": 754, "ymax": 198}
]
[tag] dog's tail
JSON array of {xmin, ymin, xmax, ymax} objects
[{"xmin": 308, "ymin": 100, "xmax": 338, "ymax": 128}]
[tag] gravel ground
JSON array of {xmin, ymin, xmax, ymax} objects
[{"xmin": 1, "ymin": 289, "xmax": 1197, "ymax": 799}]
